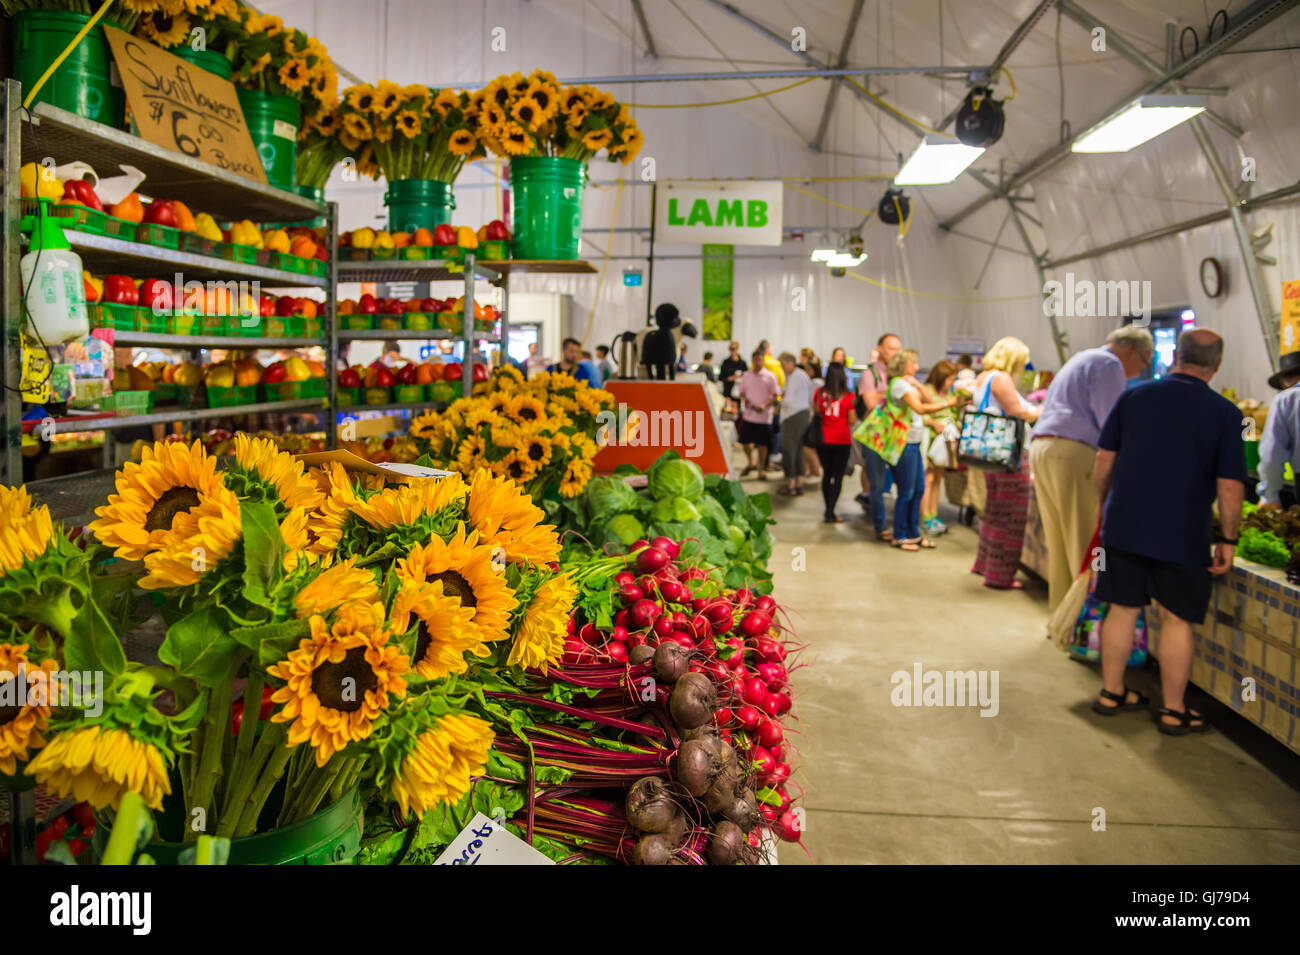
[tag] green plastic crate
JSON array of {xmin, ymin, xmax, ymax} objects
[
  {"xmin": 101, "ymin": 214, "xmax": 140, "ymax": 239},
  {"xmin": 223, "ymin": 243, "xmax": 260, "ymax": 264},
  {"xmin": 302, "ymin": 318, "xmax": 322, "ymax": 339},
  {"xmin": 136, "ymin": 222, "xmax": 180, "ymax": 249},
  {"xmin": 400, "ymin": 246, "xmax": 431, "ymax": 260},
  {"xmin": 153, "ymin": 382, "xmax": 176, "ymax": 403},
  {"xmin": 370, "ymin": 247, "xmax": 397, "ymax": 260},
  {"xmin": 479, "ymin": 239, "xmax": 509, "ymax": 261},
  {"xmin": 341, "ymin": 246, "xmax": 370, "ymax": 261},
  {"xmin": 100, "ymin": 302, "xmax": 138, "ymax": 331},
  {"xmin": 342, "ymin": 313, "xmax": 375, "ymax": 330},
  {"xmin": 432, "ymin": 245, "xmax": 464, "ymax": 263},
  {"xmin": 264, "ymin": 380, "xmax": 309, "ymax": 401},
  {"xmin": 336, "ymin": 386, "xmax": 360, "ymax": 407},
  {"xmin": 206, "ymin": 384, "xmax": 257, "ymax": 408},
  {"xmin": 167, "ymin": 313, "xmax": 199, "ymax": 336},
  {"xmin": 282, "ymin": 254, "xmax": 309, "ymax": 274},
  {"xmin": 181, "ymin": 232, "xmax": 222, "ymax": 257},
  {"xmin": 105, "ymin": 390, "xmax": 154, "ymax": 416},
  {"xmin": 363, "ymin": 386, "xmax": 391, "ymax": 406},
  {"xmin": 87, "ymin": 304, "xmax": 110, "ymax": 329},
  {"xmin": 307, "ymin": 258, "xmax": 327, "ymax": 278},
  {"xmin": 393, "ymin": 384, "xmax": 423, "ymax": 404},
  {"xmin": 402, "ymin": 313, "xmax": 435, "ymax": 333},
  {"xmin": 226, "ymin": 314, "xmax": 263, "ymax": 337},
  {"xmin": 135, "ymin": 308, "xmax": 167, "ymax": 333},
  {"xmin": 199, "ymin": 314, "xmax": 227, "ymax": 337},
  {"xmin": 376, "ymin": 313, "xmax": 404, "ymax": 332},
  {"xmin": 54, "ymin": 203, "xmax": 107, "ymax": 235},
  {"xmin": 304, "ymin": 377, "xmax": 328, "ymax": 399}
]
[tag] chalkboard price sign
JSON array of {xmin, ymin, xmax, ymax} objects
[{"xmin": 103, "ymin": 27, "xmax": 268, "ymax": 184}]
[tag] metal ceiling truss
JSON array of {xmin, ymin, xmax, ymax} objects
[{"xmin": 811, "ymin": 0, "xmax": 867, "ymax": 152}]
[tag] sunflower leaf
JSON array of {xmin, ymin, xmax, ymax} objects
[
  {"xmin": 64, "ymin": 593, "xmax": 127, "ymax": 676},
  {"xmin": 229, "ymin": 618, "xmax": 311, "ymax": 662},
  {"xmin": 159, "ymin": 606, "xmax": 240, "ymax": 687},
  {"xmin": 239, "ymin": 502, "xmax": 284, "ymax": 609}
]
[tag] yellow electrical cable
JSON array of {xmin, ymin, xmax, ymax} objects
[
  {"xmin": 999, "ymin": 67, "xmax": 1016, "ymax": 101},
  {"xmin": 844, "ymin": 76, "xmax": 943, "ymax": 136},
  {"xmin": 893, "ymin": 196, "xmax": 911, "ymax": 238},
  {"xmin": 626, "ymin": 76, "xmax": 818, "ymax": 109},
  {"xmin": 846, "ymin": 270, "xmax": 1039, "ymax": 303},
  {"xmin": 580, "ymin": 179, "xmax": 623, "ymax": 346},
  {"xmin": 495, "ymin": 157, "xmax": 501, "ymax": 220},
  {"xmin": 23, "ymin": 0, "xmax": 114, "ymax": 110},
  {"xmin": 784, "ymin": 183, "xmax": 877, "ymax": 218}
]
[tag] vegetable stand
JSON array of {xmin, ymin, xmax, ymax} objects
[{"xmin": 1, "ymin": 83, "xmax": 339, "ymax": 484}]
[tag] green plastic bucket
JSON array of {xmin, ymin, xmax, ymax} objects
[
  {"xmin": 12, "ymin": 10, "xmax": 126, "ymax": 126},
  {"xmin": 384, "ymin": 178, "xmax": 455, "ymax": 234},
  {"xmin": 238, "ymin": 89, "xmax": 300, "ymax": 192},
  {"xmin": 509, "ymin": 156, "xmax": 586, "ymax": 260},
  {"xmin": 92, "ymin": 783, "xmax": 364, "ymax": 865},
  {"xmin": 170, "ymin": 45, "xmax": 233, "ymax": 79},
  {"xmin": 293, "ymin": 184, "xmax": 327, "ymax": 228}
]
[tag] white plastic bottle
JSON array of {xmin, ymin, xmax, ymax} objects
[{"xmin": 20, "ymin": 204, "xmax": 89, "ymax": 344}]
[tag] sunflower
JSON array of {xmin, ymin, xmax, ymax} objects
[
  {"xmin": 479, "ymin": 102, "xmax": 507, "ymax": 130},
  {"xmin": 231, "ymin": 434, "xmax": 322, "ymax": 512},
  {"xmin": 520, "ymin": 432, "xmax": 553, "ymax": 468},
  {"xmin": 244, "ymin": 12, "xmax": 284, "ymax": 35},
  {"xmin": 0, "ymin": 645, "xmax": 58, "ymax": 775},
  {"xmin": 352, "ymin": 473, "xmax": 468, "ymax": 530},
  {"xmin": 138, "ymin": 9, "xmax": 191, "ymax": 47},
  {"xmin": 394, "ymin": 526, "xmax": 516, "ymax": 643},
  {"xmin": 564, "ymin": 102, "xmax": 589, "ymax": 134},
  {"xmin": 448, "ymin": 129, "xmax": 477, "ymax": 156},
  {"xmin": 90, "ymin": 440, "xmax": 228, "ymax": 562},
  {"xmin": 454, "ymin": 433, "xmax": 487, "ymax": 473},
  {"xmin": 293, "ymin": 557, "xmax": 380, "ymax": 618},
  {"xmin": 389, "ymin": 713, "xmax": 493, "ymax": 817},
  {"xmin": 307, "ymin": 462, "xmax": 362, "ymax": 557},
  {"xmin": 505, "ymin": 393, "xmax": 546, "ymax": 424},
  {"xmin": 524, "ymin": 79, "xmax": 558, "ymax": 119},
  {"xmin": 498, "ymin": 121, "xmax": 532, "ymax": 156},
  {"xmin": 342, "ymin": 112, "xmax": 373, "ymax": 142},
  {"xmin": 373, "ymin": 80, "xmax": 404, "ymax": 120},
  {"xmin": 268, "ymin": 602, "xmax": 408, "ymax": 767},
  {"xmin": 582, "ymin": 128, "xmax": 614, "ymax": 152},
  {"xmin": 384, "ymin": 109, "xmax": 418, "ymax": 140},
  {"xmin": 0, "ymin": 486, "xmax": 54, "ymax": 576},
  {"xmin": 484, "ymin": 392, "xmax": 511, "ymax": 416},
  {"xmin": 508, "ymin": 573, "xmax": 577, "ymax": 673},
  {"xmin": 345, "ymin": 85, "xmax": 377, "ymax": 113},
  {"xmin": 465, "ymin": 469, "xmax": 560, "ymax": 565},
  {"xmin": 390, "ymin": 579, "xmax": 485, "ymax": 679},
  {"xmin": 498, "ymin": 451, "xmax": 539, "ymax": 484},
  {"xmin": 433, "ymin": 88, "xmax": 460, "ymax": 118},
  {"xmin": 26, "ymin": 725, "xmax": 170, "ymax": 811},
  {"xmin": 617, "ymin": 126, "xmax": 645, "ymax": 160},
  {"xmin": 511, "ymin": 97, "xmax": 544, "ymax": 130},
  {"xmin": 138, "ymin": 487, "xmax": 241, "ymax": 590},
  {"xmin": 247, "ymin": 52, "xmax": 272, "ymax": 75},
  {"xmin": 588, "ymin": 89, "xmax": 616, "ymax": 110},
  {"xmin": 560, "ymin": 458, "xmax": 594, "ymax": 498},
  {"xmin": 278, "ymin": 57, "xmax": 310, "ymax": 92}
]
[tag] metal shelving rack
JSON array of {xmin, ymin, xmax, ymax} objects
[{"xmin": 2, "ymin": 83, "xmax": 339, "ymax": 484}]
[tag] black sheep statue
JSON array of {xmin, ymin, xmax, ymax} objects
[{"xmin": 640, "ymin": 303, "xmax": 697, "ymax": 380}]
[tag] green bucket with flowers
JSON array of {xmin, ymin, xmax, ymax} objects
[
  {"xmin": 12, "ymin": 10, "xmax": 126, "ymax": 126},
  {"xmin": 238, "ymin": 90, "xmax": 300, "ymax": 191}
]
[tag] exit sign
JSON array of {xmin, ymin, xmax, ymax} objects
[{"xmin": 623, "ymin": 269, "xmax": 643, "ymax": 287}]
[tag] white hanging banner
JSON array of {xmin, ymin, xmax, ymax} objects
[{"xmin": 655, "ymin": 180, "xmax": 783, "ymax": 246}]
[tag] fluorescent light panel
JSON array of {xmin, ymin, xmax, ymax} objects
[
  {"xmin": 826, "ymin": 252, "xmax": 867, "ymax": 268},
  {"xmin": 810, "ymin": 248, "xmax": 837, "ymax": 262},
  {"xmin": 1071, "ymin": 95, "xmax": 1206, "ymax": 153},
  {"xmin": 893, "ymin": 135, "xmax": 985, "ymax": 185}
]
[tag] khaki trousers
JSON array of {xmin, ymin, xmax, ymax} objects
[{"xmin": 1029, "ymin": 437, "xmax": 1099, "ymax": 611}]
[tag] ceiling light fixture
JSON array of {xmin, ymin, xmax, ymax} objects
[
  {"xmin": 894, "ymin": 135, "xmax": 985, "ymax": 185},
  {"xmin": 810, "ymin": 248, "xmax": 837, "ymax": 263},
  {"xmin": 1071, "ymin": 95, "xmax": 1206, "ymax": 153},
  {"xmin": 826, "ymin": 252, "xmax": 868, "ymax": 268}
]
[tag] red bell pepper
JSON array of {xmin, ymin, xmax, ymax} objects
[
  {"xmin": 103, "ymin": 275, "xmax": 139, "ymax": 306},
  {"xmin": 358, "ymin": 293, "xmax": 379, "ymax": 314},
  {"xmin": 471, "ymin": 362, "xmax": 490, "ymax": 383},
  {"xmin": 485, "ymin": 219, "xmax": 509, "ymax": 241},
  {"xmin": 142, "ymin": 199, "xmax": 178, "ymax": 228},
  {"xmin": 62, "ymin": 179, "xmax": 104, "ymax": 212},
  {"xmin": 443, "ymin": 361, "xmax": 462, "ymax": 381},
  {"xmin": 338, "ymin": 368, "xmax": 361, "ymax": 388},
  {"xmin": 138, "ymin": 278, "xmax": 173, "ymax": 313},
  {"xmin": 433, "ymin": 223, "xmax": 457, "ymax": 246}
]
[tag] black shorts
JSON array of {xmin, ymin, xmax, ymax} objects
[
  {"xmin": 1093, "ymin": 546, "xmax": 1212, "ymax": 624},
  {"xmin": 737, "ymin": 420, "xmax": 772, "ymax": 446}
]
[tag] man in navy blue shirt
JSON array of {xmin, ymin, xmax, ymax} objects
[{"xmin": 1091, "ymin": 329, "xmax": 1246, "ymax": 736}]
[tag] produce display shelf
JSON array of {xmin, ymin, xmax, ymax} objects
[
  {"xmin": 63, "ymin": 232, "xmax": 329, "ymax": 287},
  {"xmin": 338, "ymin": 401, "xmax": 446, "ymax": 415},
  {"xmin": 49, "ymin": 398, "xmax": 325, "ymax": 434},
  {"xmin": 113, "ymin": 332, "xmax": 322, "ymax": 349},
  {"xmin": 338, "ymin": 329, "xmax": 453, "ymax": 341},
  {"xmin": 21, "ymin": 103, "xmax": 322, "ymax": 223},
  {"xmin": 336, "ymin": 260, "xmax": 503, "ymax": 284},
  {"xmin": 26, "ymin": 468, "xmax": 118, "ymax": 527},
  {"xmin": 482, "ymin": 259, "xmax": 598, "ymax": 275}
]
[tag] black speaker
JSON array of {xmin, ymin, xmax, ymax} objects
[
  {"xmin": 878, "ymin": 188, "xmax": 911, "ymax": 225},
  {"xmin": 955, "ymin": 86, "xmax": 1005, "ymax": 148}
]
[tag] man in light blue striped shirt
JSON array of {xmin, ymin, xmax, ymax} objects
[{"xmin": 1257, "ymin": 353, "xmax": 1300, "ymax": 509}]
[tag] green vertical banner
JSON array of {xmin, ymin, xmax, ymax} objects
[{"xmin": 701, "ymin": 243, "xmax": 734, "ymax": 340}]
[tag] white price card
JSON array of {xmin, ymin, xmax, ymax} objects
[{"xmin": 433, "ymin": 813, "xmax": 554, "ymax": 866}]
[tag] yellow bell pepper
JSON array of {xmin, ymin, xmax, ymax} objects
[
  {"xmin": 351, "ymin": 227, "xmax": 375, "ymax": 249},
  {"xmin": 193, "ymin": 212, "xmax": 223, "ymax": 242},
  {"xmin": 457, "ymin": 225, "xmax": 478, "ymax": 249},
  {"xmin": 373, "ymin": 230, "xmax": 395, "ymax": 250},
  {"xmin": 230, "ymin": 219, "xmax": 263, "ymax": 249},
  {"xmin": 263, "ymin": 228, "xmax": 291, "ymax": 253},
  {"xmin": 20, "ymin": 162, "xmax": 63, "ymax": 200}
]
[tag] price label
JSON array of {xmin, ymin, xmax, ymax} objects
[
  {"xmin": 1282, "ymin": 280, "xmax": 1300, "ymax": 358},
  {"xmin": 103, "ymin": 27, "xmax": 267, "ymax": 183}
]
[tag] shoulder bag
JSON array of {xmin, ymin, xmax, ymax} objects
[
  {"xmin": 803, "ymin": 391, "xmax": 825, "ymax": 450},
  {"xmin": 851, "ymin": 381, "xmax": 911, "ymax": 466},
  {"xmin": 956, "ymin": 372, "xmax": 1026, "ymax": 472}
]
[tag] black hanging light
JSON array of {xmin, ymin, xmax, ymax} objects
[
  {"xmin": 955, "ymin": 86, "xmax": 1006, "ymax": 148},
  {"xmin": 878, "ymin": 188, "xmax": 911, "ymax": 225}
]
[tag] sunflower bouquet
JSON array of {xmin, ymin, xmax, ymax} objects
[
  {"xmin": 4, "ymin": 437, "xmax": 581, "ymax": 856},
  {"xmin": 407, "ymin": 365, "xmax": 616, "ymax": 501},
  {"xmin": 0, "ymin": 0, "xmax": 160, "ymax": 29},
  {"xmin": 336, "ymin": 81, "xmax": 485, "ymax": 184},
  {"xmin": 474, "ymin": 70, "xmax": 644, "ymax": 165},
  {"xmin": 134, "ymin": 0, "xmax": 243, "ymax": 60},
  {"xmin": 226, "ymin": 3, "xmax": 338, "ymax": 128}
]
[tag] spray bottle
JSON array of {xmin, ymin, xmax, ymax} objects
[{"xmin": 20, "ymin": 200, "xmax": 89, "ymax": 344}]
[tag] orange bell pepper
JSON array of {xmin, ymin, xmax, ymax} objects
[
  {"xmin": 172, "ymin": 200, "xmax": 197, "ymax": 232},
  {"xmin": 108, "ymin": 192, "xmax": 145, "ymax": 223},
  {"xmin": 289, "ymin": 235, "xmax": 317, "ymax": 258}
]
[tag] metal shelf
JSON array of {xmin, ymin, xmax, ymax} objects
[
  {"xmin": 64, "ymin": 232, "xmax": 329, "ymax": 287},
  {"xmin": 339, "ymin": 328, "xmax": 451, "ymax": 341},
  {"xmin": 338, "ymin": 401, "xmax": 449, "ymax": 416},
  {"xmin": 483, "ymin": 259, "xmax": 598, "ymax": 275},
  {"xmin": 114, "ymin": 332, "xmax": 323, "ymax": 349},
  {"xmin": 336, "ymin": 259, "xmax": 503, "ymax": 285},
  {"xmin": 21, "ymin": 103, "xmax": 322, "ymax": 222},
  {"xmin": 51, "ymin": 398, "xmax": 326, "ymax": 434}
]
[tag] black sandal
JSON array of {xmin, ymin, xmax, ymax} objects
[
  {"xmin": 1156, "ymin": 706, "xmax": 1212, "ymax": 736},
  {"xmin": 1092, "ymin": 687, "xmax": 1149, "ymax": 716}
]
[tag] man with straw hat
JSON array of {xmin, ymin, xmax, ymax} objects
[{"xmin": 1257, "ymin": 351, "xmax": 1300, "ymax": 511}]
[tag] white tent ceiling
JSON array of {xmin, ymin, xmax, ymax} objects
[{"xmin": 264, "ymin": 0, "xmax": 1300, "ymax": 395}]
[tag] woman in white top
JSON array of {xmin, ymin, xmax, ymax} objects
[
  {"xmin": 778, "ymin": 353, "xmax": 813, "ymax": 496},
  {"xmin": 886, "ymin": 349, "xmax": 962, "ymax": 551},
  {"xmin": 967, "ymin": 336, "xmax": 1040, "ymax": 589}
]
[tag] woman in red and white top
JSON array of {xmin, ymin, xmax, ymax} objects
[{"xmin": 812, "ymin": 362, "xmax": 858, "ymax": 523}]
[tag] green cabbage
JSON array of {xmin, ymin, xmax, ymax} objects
[
  {"xmin": 647, "ymin": 455, "xmax": 705, "ymax": 502},
  {"xmin": 651, "ymin": 496, "xmax": 703, "ymax": 523},
  {"xmin": 605, "ymin": 513, "xmax": 645, "ymax": 547},
  {"xmin": 585, "ymin": 475, "xmax": 639, "ymax": 521},
  {"xmin": 695, "ymin": 494, "xmax": 731, "ymax": 533}
]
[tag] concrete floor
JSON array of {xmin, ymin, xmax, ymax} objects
[{"xmin": 757, "ymin": 469, "xmax": 1300, "ymax": 865}]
